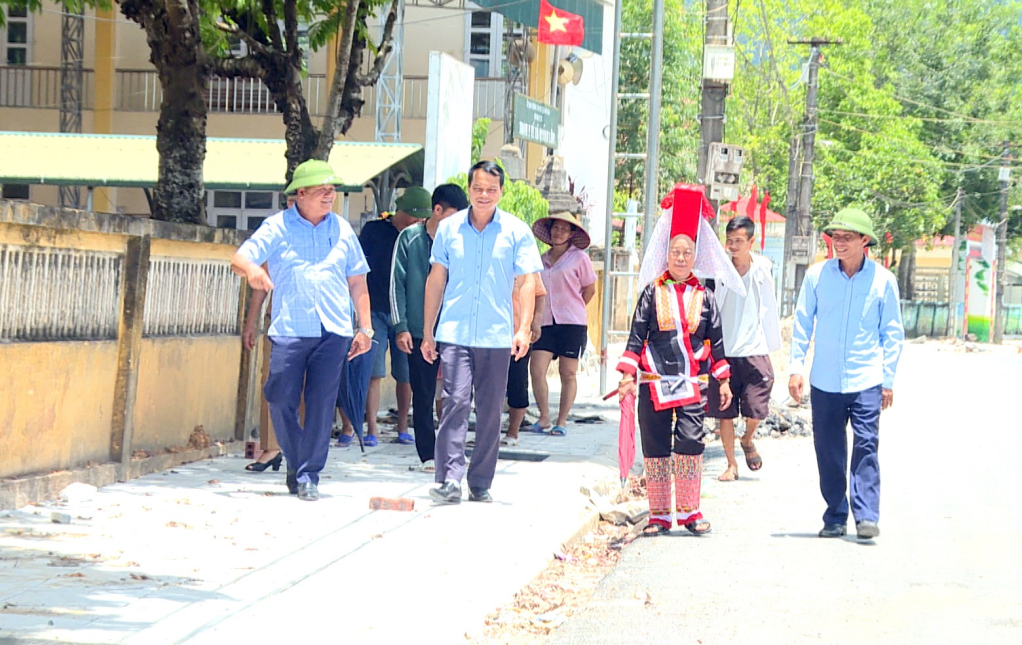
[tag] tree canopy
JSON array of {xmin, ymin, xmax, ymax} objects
[{"xmin": 614, "ymin": 0, "xmax": 1022, "ymax": 257}]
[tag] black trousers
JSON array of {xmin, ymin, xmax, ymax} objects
[
  {"xmin": 408, "ymin": 337, "xmax": 440, "ymax": 462},
  {"xmin": 637, "ymin": 384, "xmax": 707, "ymax": 458}
]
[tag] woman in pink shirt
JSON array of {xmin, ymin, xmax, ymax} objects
[{"xmin": 526, "ymin": 212, "xmax": 597, "ymax": 436}]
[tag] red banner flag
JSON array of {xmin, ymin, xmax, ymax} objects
[
  {"xmin": 759, "ymin": 192, "xmax": 771, "ymax": 252},
  {"xmin": 538, "ymin": 0, "xmax": 585, "ymax": 47}
]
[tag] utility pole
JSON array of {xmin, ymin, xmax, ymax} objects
[
  {"xmin": 948, "ymin": 187, "xmax": 963, "ymax": 337},
  {"xmin": 782, "ymin": 38, "xmax": 840, "ymax": 309},
  {"xmin": 993, "ymin": 142, "xmax": 1011, "ymax": 344},
  {"xmin": 640, "ymin": 0, "xmax": 665, "ymax": 255},
  {"xmin": 781, "ymin": 134, "xmax": 800, "ymax": 315},
  {"xmin": 696, "ymin": 0, "xmax": 729, "ymax": 229}
]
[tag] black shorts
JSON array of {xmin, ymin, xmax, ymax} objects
[
  {"xmin": 506, "ymin": 351, "xmax": 531, "ymax": 409},
  {"xmin": 706, "ymin": 355, "xmax": 775, "ymax": 420},
  {"xmin": 532, "ymin": 324, "xmax": 588, "ymax": 359}
]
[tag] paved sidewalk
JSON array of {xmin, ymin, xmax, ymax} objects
[{"xmin": 0, "ymin": 372, "xmax": 622, "ymax": 644}]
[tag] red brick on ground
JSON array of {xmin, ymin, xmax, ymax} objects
[{"xmin": 369, "ymin": 496, "xmax": 415, "ymax": 511}]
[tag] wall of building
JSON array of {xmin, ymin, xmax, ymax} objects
[
  {"xmin": 401, "ymin": 7, "xmax": 467, "ymax": 77},
  {"xmin": 4, "ymin": 4, "xmax": 505, "ymax": 214},
  {"xmin": 559, "ymin": 4, "xmax": 615, "ymax": 246}
]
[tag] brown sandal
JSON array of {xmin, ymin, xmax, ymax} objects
[{"xmin": 741, "ymin": 442, "xmax": 763, "ymax": 471}]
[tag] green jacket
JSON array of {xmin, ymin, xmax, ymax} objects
[{"xmin": 390, "ymin": 221, "xmax": 433, "ymax": 339}]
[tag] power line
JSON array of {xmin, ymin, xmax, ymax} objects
[
  {"xmin": 817, "ymin": 117, "xmax": 1006, "ymax": 163},
  {"xmin": 820, "ymin": 108, "xmax": 1022, "ymax": 126},
  {"xmin": 822, "ymin": 67, "xmax": 1009, "ymax": 125}
]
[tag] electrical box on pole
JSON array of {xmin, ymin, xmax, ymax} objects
[
  {"xmin": 696, "ymin": 0, "xmax": 731, "ymax": 229},
  {"xmin": 705, "ymin": 142, "xmax": 745, "ymax": 202},
  {"xmin": 702, "ymin": 44, "xmax": 735, "ymax": 82}
]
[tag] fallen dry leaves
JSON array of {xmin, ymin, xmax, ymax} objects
[{"xmin": 472, "ymin": 477, "xmax": 648, "ymax": 644}]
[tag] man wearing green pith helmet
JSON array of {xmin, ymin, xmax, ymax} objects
[
  {"xmin": 788, "ymin": 207, "xmax": 905, "ymax": 541},
  {"xmin": 231, "ymin": 159, "xmax": 373, "ymax": 501}
]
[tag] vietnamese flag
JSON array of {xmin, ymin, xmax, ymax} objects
[{"xmin": 538, "ymin": 0, "xmax": 585, "ymax": 47}]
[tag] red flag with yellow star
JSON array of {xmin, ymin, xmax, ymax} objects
[{"xmin": 538, "ymin": 0, "xmax": 585, "ymax": 47}]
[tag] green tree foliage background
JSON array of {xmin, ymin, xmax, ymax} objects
[{"xmin": 614, "ymin": 0, "xmax": 1022, "ymax": 259}]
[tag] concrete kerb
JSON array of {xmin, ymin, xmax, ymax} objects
[{"xmin": 0, "ymin": 441, "xmax": 240, "ymax": 510}]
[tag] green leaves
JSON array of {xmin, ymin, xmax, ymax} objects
[{"xmin": 725, "ymin": 0, "xmax": 1022, "ymax": 252}]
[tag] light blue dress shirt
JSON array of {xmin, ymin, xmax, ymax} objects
[
  {"xmin": 430, "ymin": 207, "xmax": 543, "ymax": 348},
  {"xmin": 237, "ymin": 206, "xmax": 369, "ymax": 338},
  {"xmin": 790, "ymin": 257, "xmax": 905, "ymax": 392}
]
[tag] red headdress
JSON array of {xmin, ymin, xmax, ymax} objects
[{"xmin": 639, "ymin": 184, "xmax": 746, "ymax": 296}]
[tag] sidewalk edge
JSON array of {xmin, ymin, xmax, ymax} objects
[{"xmin": 0, "ymin": 441, "xmax": 241, "ymax": 509}]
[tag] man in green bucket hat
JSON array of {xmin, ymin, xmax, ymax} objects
[
  {"xmin": 788, "ymin": 207, "xmax": 905, "ymax": 540},
  {"xmin": 231, "ymin": 159, "xmax": 373, "ymax": 501},
  {"xmin": 346, "ymin": 186, "xmax": 433, "ymax": 450}
]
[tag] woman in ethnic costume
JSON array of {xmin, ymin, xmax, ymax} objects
[{"xmin": 617, "ymin": 185, "xmax": 741, "ymax": 536}]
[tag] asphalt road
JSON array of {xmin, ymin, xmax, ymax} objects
[{"xmin": 550, "ymin": 342, "xmax": 1022, "ymax": 645}]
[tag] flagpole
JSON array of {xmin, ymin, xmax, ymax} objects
[{"xmin": 599, "ymin": 0, "xmax": 625, "ymax": 394}]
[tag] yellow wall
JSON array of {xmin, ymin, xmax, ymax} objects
[
  {"xmin": 401, "ymin": 8, "xmax": 466, "ymax": 77},
  {"xmin": 151, "ymin": 238, "xmax": 237, "ymax": 261},
  {"xmin": 130, "ymin": 336, "xmax": 242, "ymax": 452},
  {"xmin": 526, "ymin": 40, "xmax": 556, "ymax": 181},
  {"xmin": 93, "ymin": 7, "xmax": 118, "ymax": 216},
  {"xmin": 0, "ymin": 341, "xmax": 119, "ymax": 478}
]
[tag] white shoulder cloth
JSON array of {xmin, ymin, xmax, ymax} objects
[{"xmin": 639, "ymin": 211, "xmax": 747, "ymax": 298}]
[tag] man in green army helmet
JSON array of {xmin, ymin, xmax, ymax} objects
[
  {"xmin": 788, "ymin": 207, "xmax": 905, "ymax": 540},
  {"xmin": 231, "ymin": 159, "xmax": 373, "ymax": 501}
]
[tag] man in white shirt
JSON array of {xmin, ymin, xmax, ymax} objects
[{"xmin": 707, "ymin": 216, "xmax": 781, "ymax": 481}]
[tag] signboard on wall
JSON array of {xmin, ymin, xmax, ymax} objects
[
  {"xmin": 513, "ymin": 93, "xmax": 559, "ymax": 148},
  {"xmin": 423, "ymin": 52, "xmax": 475, "ymax": 191}
]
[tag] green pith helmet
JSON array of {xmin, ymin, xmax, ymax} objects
[
  {"xmin": 284, "ymin": 159, "xmax": 342, "ymax": 195},
  {"xmin": 823, "ymin": 207, "xmax": 878, "ymax": 247},
  {"xmin": 394, "ymin": 186, "xmax": 432, "ymax": 218}
]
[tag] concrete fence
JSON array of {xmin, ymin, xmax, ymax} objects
[
  {"xmin": 900, "ymin": 300, "xmax": 1022, "ymax": 339},
  {"xmin": 0, "ymin": 200, "xmax": 262, "ymax": 506}
]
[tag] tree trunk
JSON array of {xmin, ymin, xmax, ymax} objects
[
  {"xmin": 121, "ymin": 0, "xmax": 208, "ymax": 224},
  {"xmin": 897, "ymin": 243, "xmax": 917, "ymax": 300},
  {"xmin": 275, "ymin": 65, "xmax": 320, "ymax": 180}
]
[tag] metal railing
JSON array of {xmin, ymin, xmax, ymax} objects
[
  {"xmin": 2, "ymin": 66, "xmax": 507, "ymax": 121},
  {"xmin": 0, "ymin": 245, "xmax": 121, "ymax": 342},
  {"xmin": 0, "ymin": 65, "xmax": 94, "ymax": 109},
  {"xmin": 143, "ymin": 257, "xmax": 241, "ymax": 337},
  {"xmin": 116, "ymin": 70, "xmax": 330, "ymax": 115}
]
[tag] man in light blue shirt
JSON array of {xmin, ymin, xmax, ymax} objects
[
  {"xmin": 789, "ymin": 208, "xmax": 904, "ymax": 540},
  {"xmin": 421, "ymin": 161, "xmax": 543, "ymax": 504},
  {"xmin": 231, "ymin": 159, "xmax": 373, "ymax": 501}
]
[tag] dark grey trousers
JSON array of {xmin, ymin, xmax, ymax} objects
[{"xmin": 434, "ymin": 343, "xmax": 511, "ymax": 489}]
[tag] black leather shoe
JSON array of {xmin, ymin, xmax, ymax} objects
[
  {"xmin": 429, "ymin": 481, "xmax": 462, "ymax": 504},
  {"xmin": 286, "ymin": 469, "xmax": 298, "ymax": 495},
  {"xmin": 856, "ymin": 520, "xmax": 880, "ymax": 539},
  {"xmin": 818, "ymin": 523, "xmax": 847, "ymax": 538},
  {"xmin": 298, "ymin": 482, "xmax": 320, "ymax": 501},
  {"xmin": 468, "ymin": 487, "xmax": 493, "ymax": 503}
]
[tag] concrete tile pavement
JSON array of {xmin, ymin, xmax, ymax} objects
[{"xmin": 0, "ymin": 369, "xmax": 625, "ymax": 644}]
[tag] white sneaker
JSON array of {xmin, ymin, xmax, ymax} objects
[
  {"xmin": 501, "ymin": 435, "xmax": 519, "ymax": 447},
  {"xmin": 419, "ymin": 459, "xmax": 435, "ymax": 473}
]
